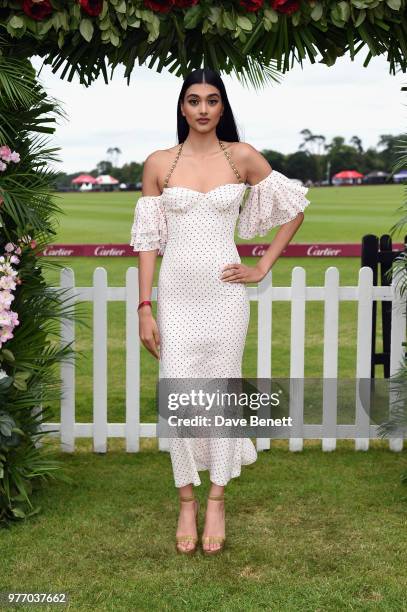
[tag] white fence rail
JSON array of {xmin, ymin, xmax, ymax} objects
[{"xmin": 41, "ymin": 266, "xmax": 406, "ymax": 453}]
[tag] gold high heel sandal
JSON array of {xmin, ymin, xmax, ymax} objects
[
  {"xmin": 201, "ymin": 494, "xmax": 226, "ymax": 556},
  {"xmin": 175, "ymin": 495, "xmax": 199, "ymax": 555}
]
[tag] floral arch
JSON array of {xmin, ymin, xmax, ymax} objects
[{"xmin": 0, "ymin": 0, "xmax": 406, "ymax": 86}]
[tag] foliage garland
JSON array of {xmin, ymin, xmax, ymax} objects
[{"xmin": 0, "ymin": 0, "xmax": 405, "ymax": 86}]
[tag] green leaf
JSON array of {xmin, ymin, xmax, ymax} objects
[
  {"xmin": 1, "ymin": 349, "xmax": 15, "ymax": 362},
  {"xmin": 338, "ymin": 2, "xmax": 350, "ymax": 21},
  {"xmin": 79, "ymin": 18, "xmax": 94, "ymax": 42},
  {"xmin": 72, "ymin": 3, "xmax": 81, "ymax": 19},
  {"xmin": 127, "ymin": 16, "xmax": 141, "ymax": 28},
  {"xmin": 11, "ymin": 507, "xmax": 26, "ymax": 518},
  {"xmin": 37, "ymin": 20, "xmax": 54, "ymax": 36},
  {"xmin": 386, "ymin": 0, "xmax": 401, "ymax": 9},
  {"xmin": 100, "ymin": 1, "xmax": 108, "ymax": 19},
  {"xmin": 208, "ymin": 7, "xmax": 221, "ymax": 24},
  {"xmin": 330, "ymin": 5, "xmax": 345, "ymax": 27},
  {"xmin": 354, "ymin": 9, "xmax": 366, "ymax": 26},
  {"xmin": 263, "ymin": 8, "xmax": 278, "ymax": 23},
  {"xmin": 110, "ymin": 32, "xmax": 120, "ymax": 46},
  {"xmin": 236, "ymin": 16, "xmax": 253, "ymax": 31},
  {"xmin": 12, "ymin": 427, "xmax": 25, "ymax": 436},
  {"xmin": 14, "ymin": 371, "xmax": 31, "ymax": 381},
  {"xmin": 58, "ymin": 30, "xmax": 65, "ymax": 48},
  {"xmin": 8, "ymin": 16, "xmax": 25, "ymax": 29},
  {"xmin": 99, "ymin": 17, "xmax": 111, "ymax": 31},
  {"xmin": 310, "ymin": 3, "xmax": 323, "ymax": 21},
  {"xmin": 184, "ymin": 5, "xmax": 202, "ymax": 29},
  {"xmin": 13, "ymin": 379, "xmax": 27, "ymax": 391},
  {"xmin": 117, "ymin": 13, "xmax": 127, "ymax": 29},
  {"xmin": 222, "ymin": 11, "xmax": 236, "ymax": 30},
  {"xmin": 292, "ymin": 11, "xmax": 301, "ymax": 26},
  {"xmin": 115, "ymin": 0, "xmax": 127, "ymax": 14}
]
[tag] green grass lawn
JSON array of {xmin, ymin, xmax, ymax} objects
[
  {"xmin": 1, "ymin": 184, "xmax": 405, "ymax": 611},
  {"xmin": 1, "ymin": 439, "xmax": 406, "ymax": 611}
]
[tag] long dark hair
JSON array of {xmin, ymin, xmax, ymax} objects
[{"xmin": 176, "ymin": 68, "xmax": 241, "ymax": 144}]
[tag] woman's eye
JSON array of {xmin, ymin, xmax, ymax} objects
[{"xmin": 188, "ymin": 99, "xmax": 218, "ymax": 105}]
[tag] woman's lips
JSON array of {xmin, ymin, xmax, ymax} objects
[{"xmin": 197, "ymin": 119, "xmax": 209, "ymax": 123}]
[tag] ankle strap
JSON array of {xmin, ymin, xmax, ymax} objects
[
  {"xmin": 179, "ymin": 495, "xmax": 195, "ymax": 502},
  {"xmin": 208, "ymin": 494, "xmax": 224, "ymax": 501}
]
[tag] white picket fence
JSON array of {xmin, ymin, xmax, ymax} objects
[{"xmin": 41, "ymin": 266, "xmax": 406, "ymax": 453}]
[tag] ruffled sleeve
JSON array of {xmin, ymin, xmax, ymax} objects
[
  {"xmin": 130, "ymin": 195, "xmax": 167, "ymax": 256},
  {"xmin": 237, "ymin": 170, "xmax": 310, "ymax": 239}
]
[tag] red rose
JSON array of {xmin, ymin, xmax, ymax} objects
[
  {"xmin": 270, "ymin": 0, "xmax": 300, "ymax": 15},
  {"xmin": 79, "ymin": 0, "xmax": 103, "ymax": 16},
  {"xmin": 174, "ymin": 0, "xmax": 199, "ymax": 6},
  {"xmin": 239, "ymin": 0, "xmax": 264, "ymax": 11},
  {"xmin": 144, "ymin": 0, "xmax": 175, "ymax": 12},
  {"xmin": 22, "ymin": 0, "xmax": 53, "ymax": 20}
]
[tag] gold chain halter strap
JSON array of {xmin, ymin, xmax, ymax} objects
[
  {"xmin": 162, "ymin": 139, "xmax": 243, "ymax": 189},
  {"xmin": 218, "ymin": 139, "xmax": 243, "ymax": 183},
  {"xmin": 163, "ymin": 142, "xmax": 184, "ymax": 189}
]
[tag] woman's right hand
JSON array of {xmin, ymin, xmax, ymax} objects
[{"xmin": 138, "ymin": 308, "xmax": 160, "ymax": 360}]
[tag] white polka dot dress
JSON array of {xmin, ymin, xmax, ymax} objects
[{"xmin": 130, "ymin": 168, "xmax": 310, "ymax": 488}]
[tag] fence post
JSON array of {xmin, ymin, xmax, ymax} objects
[
  {"xmin": 289, "ymin": 267, "xmax": 306, "ymax": 452},
  {"xmin": 256, "ymin": 270, "xmax": 273, "ymax": 452},
  {"xmin": 126, "ymin": 267, "xmax": 140, "ymax": 452},
  {"xmin": 355, "ymin": 267, "xmax": 374, "ymax": 451},
  {"xmin": 93, "ymin": 267, "xmax": 108, "ymax": 453},
  {"xmin": 60, "ymin": 267, "xmax": 76, "ymax": 453},
  {"xmin": 322, "ymin": 267, "xmax": 339, "ymax": 451}
]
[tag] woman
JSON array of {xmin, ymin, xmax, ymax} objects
[{"xmin": 130, "ymin": 68, "xmax": 310, "ymax": 556}]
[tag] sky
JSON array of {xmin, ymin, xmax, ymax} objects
[{"xmin": 31, "ymin": 52, "xmax": 407, "ymax": 175}]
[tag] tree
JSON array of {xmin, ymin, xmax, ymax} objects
[{"xmin": 106, "ymin": 147, "xmax": 122, "ymax": 168}]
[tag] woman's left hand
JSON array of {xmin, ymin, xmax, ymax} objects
[{"xmin": 220, "ymin": 263, "xmax": 266, "ymax": 284}]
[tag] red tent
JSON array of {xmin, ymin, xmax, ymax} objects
[
  {"xmin": 71, "ymin": 174, "xmax": 97, "ymax": 184},
  {"xmin": 333, "ymin": 170, "xmax": 364, "ymax": 179}
]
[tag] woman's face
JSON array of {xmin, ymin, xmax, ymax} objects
[{"xmin": 181, "ymin": 83, "xmax": 223, "ymax": 132}]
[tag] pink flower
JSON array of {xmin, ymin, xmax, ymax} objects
[
  {"xmin": 9, "ymin": 311, "xmax": 19, "ymax": 325},
  {"xmin": 10, "ymin": 255, "xmax": 20, "ymax": 264},
  {"xmin": 1, "ymin": 263, "xmax": 18, "ymax": 277},
  {"xmin": 0, "ymin": 145, "xmax": 12, "ymax": 161},
  {"xmin": 0, "ymin": 276, "xmax": 17, "ymax": 290},
  {"xmin": 0, "ymin": 161, "xmax": 7, "ymax": 172},
  {"xmin": 15, "ymin": 247, "xmax": 22, "ymax": 255},
  {"xmin": 4, "ymin": 243, "xmax": 15, "ymax": 252},
  {"xmin": 10, "ymin": 152, "xmax": 20, "ymax": 163},
  {"xmin": 30, "ymin": 240, "xmax": 37, "ymax": 249},
  {"xmin": 0, "ymin": 291, "xmax": 14, "ymax": 307},
  {"xmin": 0, "ymin": 329, "xmax": 14, "ymax": 343}
]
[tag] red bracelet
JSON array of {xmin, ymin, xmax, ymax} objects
[{"xmin": 138, "ymin": 300, "xmax": 152, "ymax": 311}]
